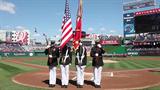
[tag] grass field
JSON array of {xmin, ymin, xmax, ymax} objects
[
  {"xmin": 0, "ymin": 56, "xmax": 160, "ymax": 90},
  {"xmin": 0, "ymin": 61, "xmax": 44, "ymax": 90},
  {"xmin": 23, "ymin": 56, "xmax": 160, "ymax": 70}
]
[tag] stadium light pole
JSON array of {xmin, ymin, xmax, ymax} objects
[{"xmin": 43, "ymin": 33, "xmax": 48, "ymax": 45}]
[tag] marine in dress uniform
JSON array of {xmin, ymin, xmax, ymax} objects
[
  {"xmin": 45, "ymin": 41, "xmax": 60, "ymax": 88},
  {"xmin": 75, "ymin": 41, "xmax": 87, "ymax": 88},
  {"xmin": 59, "ymin": 44, "xmax": 72, "ymax": 88},
  {"xmin": 90, "ymin": 41, "xmax": 105, "ymax": 88}
]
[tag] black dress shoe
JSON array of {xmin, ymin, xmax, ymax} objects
[
  {"xmin": 77, "ymin": 84, "xmax": 80, "ymax": 88},
  {"xmin": 95, "ymin": 84, "xmax": 98, "ymax": 88},
  {"xmin": 65, "ymin": 85, "xmax": 68, "ymax": 88},
  {"xmin": 61, "ymin": 85, "xmax": 65, "ymax": 88},
  {"xmin": 49, "ymin": 84, "xmax": 55, "ymax": 88},
  {"xmin": 52, "ymin": 85, "xmax": 55, "ymax": 87},
  {"xmin": 95, "ymin": 85, "xmax": 101, "ymax": 88},
  {"xmin": 49, "ymin": 84, "xmax": 52, "ymax": 87},
  {"xmin": 79, "ymin": 85, "xmax": 83, "ymax": 88}
]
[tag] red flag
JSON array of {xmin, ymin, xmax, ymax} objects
[
  {"xmin": 73, "ymin": 0, "xmax": 83, "ymax": 49},
  {"xmin": 60, "ymin": 0, "xmax": 73, "ymax": 49}
]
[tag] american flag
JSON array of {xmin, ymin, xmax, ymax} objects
[{"xmin": 60, "ymin": 0, "xmax": 73, "ymax": 49}]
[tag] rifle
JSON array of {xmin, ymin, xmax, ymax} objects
[
  {"xmin": 44, "ymin": 33, "xmax": 53, "ymax": 65},
  {"xmin": 76, "ymin": 46, "xmax": 85, "ymax": 66},
  {"xmin": 48, "ymin": 47, "xmax": 53, "ymax": 65},
  {"xmin": 62, "ymin": 49, "xmax": 69, "ymax": 65}
]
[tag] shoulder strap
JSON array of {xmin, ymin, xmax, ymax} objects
[{"xmin": 65, "ymin": 48, "xmax": 68, "ymax": 56}]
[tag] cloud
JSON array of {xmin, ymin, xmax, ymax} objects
[
  {"xmin": 87, "ymin": 27, "xmax": 94, "ymax": 32},
  {"xmin": 0, "ymin": 0, "xmax": 16, "ymax": 14},
  {"xmin": 99, "ymin": 27, "xmax": 107, "ymax": 31},
  {"xmin": 108, "ymin": 30, "xmax": 122, "ymax": 35},
  {"xmin": 109, "ymin": 30, "xmax": 115, "ymax": 33},
  {"xmin": 33, "ymin": 33, "xmax": 41, "ymax": 37},
  {"xmin": 15, "ymin": 26, "xmax": 27, "ymax": 30}
]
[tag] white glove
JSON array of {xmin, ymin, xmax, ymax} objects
[
  {"xmin": 95, "ymin": 53, "xmax": 98, "ymax": 56},
  {"xmin": 76, "ymin": 55, "xmax": 79, "ymax": 59},
  {"xmin": 65, "ymin": 55, "xmax": 69, "ymax": 58},
  {"xmin": 49, "ymin": 55, "xmax": 53, "ymax": 58},
  {"xmin": 81, "ymin": 55, "xmax": 85, "ymax": 59},
  {"xmin": 69, "ymin": 63, "xmax": 72, "ymax": 65},
  {"xmin": 79, "ymin": 42, "xmax": 82, "ymax": 46},
  {"xmin": 46, "ymin": 45, "xmax": 50, "ymax": 48},
  {"xmin": 97, "ymin": 44, "xmax": 102, "ymax": 48}
]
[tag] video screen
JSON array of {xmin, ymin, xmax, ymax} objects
[{"xmin": 134, "ymin": 13, "xmax": 160, "ymax": 33}]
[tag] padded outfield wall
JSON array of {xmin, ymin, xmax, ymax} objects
[{"xmin": 0, "ymin": 51, "xmax": 46, "ymax": 57}]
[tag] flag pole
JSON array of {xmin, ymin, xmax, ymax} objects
[{"xmin": 73, "ymin": 0, "xmax": 83, "ymax": 50}]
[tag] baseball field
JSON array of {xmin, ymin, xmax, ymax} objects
[{"xmin": 0, "ymin": 56, "xmax": 160, "ymax": 90}]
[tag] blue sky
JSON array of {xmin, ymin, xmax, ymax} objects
[{"xmin": 0, "ymin": 0, "xmax": 159, "ymax": 39}]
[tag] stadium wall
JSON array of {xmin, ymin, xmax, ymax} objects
[
  {"xmin": 0, "ymin": 51, "xmax": 46, "ymax": 57},
  {"xmin": 103, "ymin": 45, "xmax": 127, "ymax": 57}
]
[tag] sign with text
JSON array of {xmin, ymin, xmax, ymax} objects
[
  {"xmin": 123, "ymin": 13, "xmax": 135, "ymax": 34},
  {"xmin": 123, "ymin": 0, "xmax": 156, "ymax": 11},
  {"xmin": 100, "ymin": 40, "xmax": 120, "ymax": 45}
]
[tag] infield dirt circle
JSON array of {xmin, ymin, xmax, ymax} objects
[{"xmin": 3, "ymin": 57, "xmax": 160, "ymax": 90}]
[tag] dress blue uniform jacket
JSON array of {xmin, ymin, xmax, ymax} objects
[
  {"xmin": 90, "ymin": 45, "xmax": 105, "ymax": 67},
  {"xmin": 75, "ymin": 46, "xmax": 87, "ymax": 66},
  {"xmin": 59, "ymin": 45, "xmax": 72, "ymax": 65},
  {"xmin": 45, "ymin": 46, "xmax": 60, "ymax": 66}
]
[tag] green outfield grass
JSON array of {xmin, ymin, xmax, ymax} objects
[
  {"xmin": 24, "ymin": 59, "xmax": 48, "ymax": 66},
  {"xmin": 23, "ymin": 56, "xmax": 160, "ymax": 70},
  {"xmin": 0, "ymin": 61, "xmax": 44, "ymax": 90}
]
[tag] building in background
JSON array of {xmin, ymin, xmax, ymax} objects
[{"xmin": 0, "ymin": 30, "xmax": 6, "ymax": 41}]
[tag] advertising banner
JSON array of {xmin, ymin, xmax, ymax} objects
[
  {"xmin": 100, "ymin": 40, "xmax": 119, "ymax": 45},
  {"xmin": 123, "ymin": 0, "xmax": 156, "ymax": 11},
  {"xmin": 123, "ymin": 13, "xmax": 135, "ymax": 34},
  {"xmin": 12, "ymin": 31, "xmax": 30, "ymax": 45}
]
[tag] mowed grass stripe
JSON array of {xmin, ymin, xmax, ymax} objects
[
  {"xmin": 112, "ymin": 62, "xmax": 122, "ymax": 69},
  {"xmin": 131, "ymin": 60, "xmax": 160, "ymax": 68},
  {"xmin": 124, "ymin": 60, "xmax": 145, "ymax": 69},
  {"xmin": 0, "ymin": 62, "xmax": 43, "ymax": 90},
  {"xmin": 113, "ymin": 60, "xmax": 155, "ymax": 70},
  {"xmin": 143, "ymin": 60, "xmax": 160, "ymax": 66},
  {"xmin": 133, "ymin": 61, "xmax": 155, "ymax": 68},
  {"xmin": 131, "ymin": 61, "xmax": 154, "ymax": 69},
  {"xmin": 105, "ymin": 60, "xmax": 144, "ymax": 69},
  {"xmin": 0, "ymin": 63, "xmax": 22, "ymax": 75},
  {"xmin": 115, "ymin": 60, "xmax": 136, "ymax": 69},
  {"xmin": 118, "ymin": 61, "xmax": 133, "ymax": 69},
  {"xmin": 105, "ymin": 63, "xmax": 115, "ymax": 69}
]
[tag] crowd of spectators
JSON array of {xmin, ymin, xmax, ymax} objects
[
  {"xmin": 134, "ymin": 33, "xmax": 160, "ymax": 42},
  {"xmin": 28, "ymin": 45, "xmax": 47, "ymax": 52},
  {"xmin": 127, "ymin": 47, "xmax": 160, "ymax": 56},
  {"xmin": 127, "ymin": 33, "xmax": 160, "ymax": 55},
  {"xmin": 0, "ymin": 43, "xmax": 26, "ymax": 52},
  {"xmin": 99, "ymin": 35, "xmax": 122, "ymax": 41}
]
